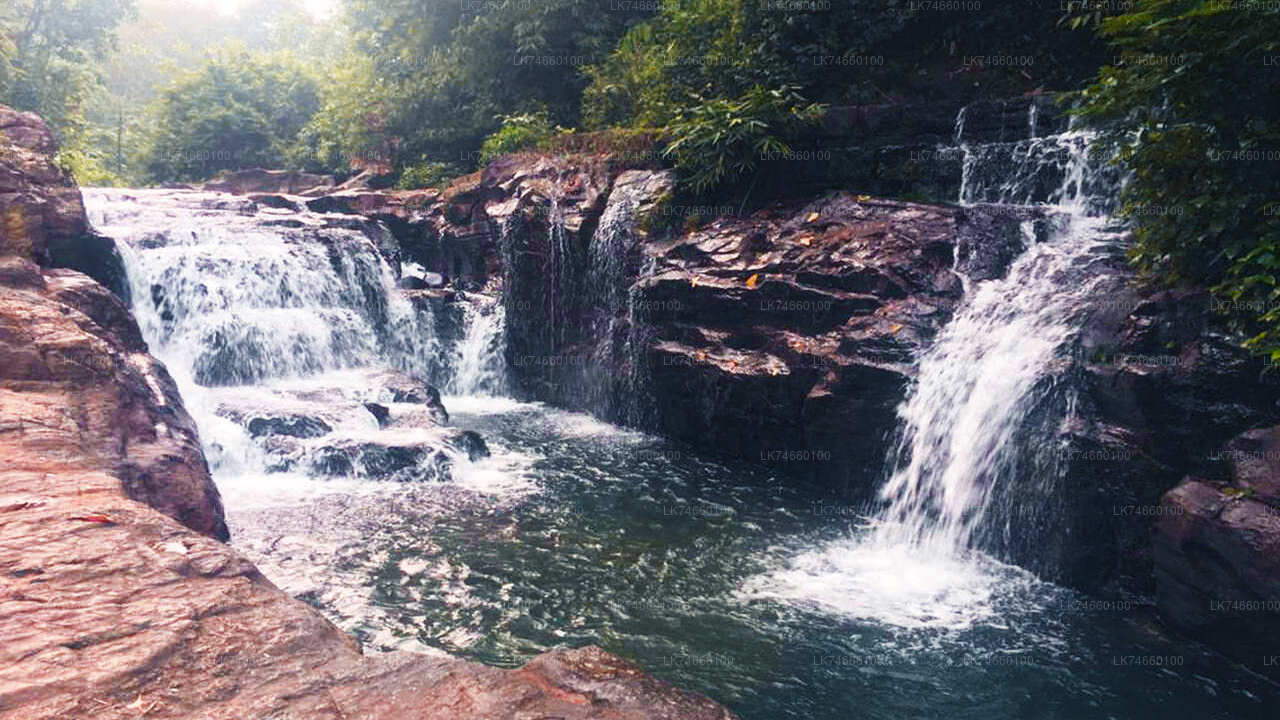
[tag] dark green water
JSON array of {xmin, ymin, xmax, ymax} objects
[{"xmin": 333, "ymin": 399, "xmax": 1278, "ymax": 720}]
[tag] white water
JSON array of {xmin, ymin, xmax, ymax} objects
[
  {"xmin": 747, "ymin": 109, "xmax": 1122, "ymax": 630},
  {"xmin": 87, "ymin": 187, "xmax": 538, "ymax": 648},
  {"xmin": 448, "ymin": 295, "xmax": 507, "ymax": 397}
]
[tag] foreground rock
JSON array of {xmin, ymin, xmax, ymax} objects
[{"xmin": 0, "ymin": 107, "xmax": 737, "ymax": 720}]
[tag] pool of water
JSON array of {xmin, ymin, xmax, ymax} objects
[{"xmin": 225, "ymin": 397, "xmax": 1280, "ymax": 720}]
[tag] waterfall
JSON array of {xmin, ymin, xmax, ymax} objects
[
  {"xmin": 85, "ymin": 188, "xmax": 462, "ymax": 486},
  {"xmin": 745, "ymin": 103, "xmax": 1126, "ymax": 628},
  {"xmin": 874, "ymin": 119, "xmax": 1121, "ymax": 555},
  {"xmin": 447, "ymin": 294, "xmax": 507, "ymax": 397}
]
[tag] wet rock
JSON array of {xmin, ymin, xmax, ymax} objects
[
  {"xmin": 1054, "ymin": 285, "xmax": 1280, "ymax": 595},
  {"xmin": 368, "ymin": 368, "xmax": 449, "ymax": 421},
  {"xmin": 458, "ymin": 430, "xmax": 491, "ymax": 461},
  {"xmin": 246, "ymin": 192, "xmax": 301, "ymax": 210},
  {"xmin": 1155, "ymin": 472, "xmax": 1280, "ymax": 678},
  {"xmin": 364, "ymin": 402, "xmax": 392, "ymax": 427},
  {"xmin": 310, "ymin": 436, "xmax": 450, "ymax": 483},
  {"xmin": 0, "ymin": 107, "xmax": 129, "ymax": 301},
  {"xmin": 247, "ymin": 414, "xmax": 333, "ymax": 439}
]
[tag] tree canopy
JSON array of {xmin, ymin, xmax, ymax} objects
[{"xmin": 140, "ymin": 48, "xmax": 321, "ymax": 183}]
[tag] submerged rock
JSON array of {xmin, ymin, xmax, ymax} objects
[{"xmin": 247, "ymin": 414, "xmax": 333, "ymax": 439}]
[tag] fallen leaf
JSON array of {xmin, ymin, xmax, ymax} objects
[
  {"xmin": 69, "ymin": 513, "xmax": 115, "ymax": 524},
  {"xmin": 805, "ymin": 212, "xmax": 820, "ymax": 223},
  {"xmin": 690, "ymin": 275, "xmax": 702, "ymax": 287},
  {"xmin": 890, "ymin": 323, "xmax": 903, "ymax": 334},
  {"xmin": 856, "ymin": 194, "xmax": 872, "ymax": 203},
  {"xmin": 745, "ymin": 273, "xmax": 760, "ymax": 289},
  {"xmin": 798, "ymin": 236, "xmax": 812, "ymax": 247}
]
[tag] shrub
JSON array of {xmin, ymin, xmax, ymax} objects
[
  {"xmin": 396, "ymin": 160, "xmax": 457, "ymax": 190},
  {"xmin": 478, "ymin": 111, "xmax": 566, "ymax": 164},
  {"xmin": 663, "ymin": 85, "xmax": 824, "ymax": 195},
  {"xmin": 139, "ymin": 48, "xmax": 321, "ymax": 183},
  {"xmin": 1080, "ymin": 1, "xmax": 1280, "ymax": 358}
]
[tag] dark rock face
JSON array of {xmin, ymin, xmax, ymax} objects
[
  {"xmin": 1154, "ymin": 437, "xmax": 1280, "ymax": 677},
  {"xmin": 633, "ymin": 195, "xmax": 1048, "ymax": 488},
  {"xmin": 395, "ymin": 151, "xmax": 1033, "ymax": 493},
  {"xmin": 247, "ymin": 414, "xmax": 334, "ymax": 438},
  {"xmin": 1046, "ymin": 287, "xmax": 1280, "ymax": 594}
]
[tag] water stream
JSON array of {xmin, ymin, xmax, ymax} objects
[{"xmin": 85, "ymin": 111, "xmax": 1279, "ymax": 718}]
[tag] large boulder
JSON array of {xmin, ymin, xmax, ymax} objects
[
  {"xmin": 0, "ymin": 106, "xmax": 223, "ymax": 539},
  {"xmin": 1154, "ymin": 428, "xmax": 1280, "ymax": 677},
  {"xmin": 0, "ymin": 107, "xmax": 129, "ymax": 299}
]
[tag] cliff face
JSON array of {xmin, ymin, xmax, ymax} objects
[
  {"xmin": 0, "ymin": 106, "xmax": 225, "ymax": 540},
  {"xmin": 0, "ymin": 107, "xmax": 736, "ymax": 719}
]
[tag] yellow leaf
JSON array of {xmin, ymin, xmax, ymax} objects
[
  {"xmin": 798, "ymin": 236, "xmax": 812, "ymax": 247},
  {"xmin": 856, "ymin": 194, "xmax": 872, "ymax": 202},
  {"xmin": 746, "ymin": 273, "xmax": 760, "ymax": 289},
  {"xmin": 806, "ymin": 212, "xmax": 820, "ymax": 223},
  {"xmin": 890, "ymin": 323, "xmax": 903, "ymax": 334},
  {"xmin": 690, "ymin": 275, "xmax": 702, "ymax": 287}
]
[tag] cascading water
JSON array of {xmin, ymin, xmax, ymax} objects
[
  {"xmin": 86, "ymin": 187, "xmax": 516, "ymax": 648},
  {"xmin": 83, "ymin": 188, "xmax": 486, "ymax": 488},
  {"xmin": 746, "ymin": 108, "xmax": 1127, "ymax": 628},
  {"xmin": 447, "ymin": 294, "xmax": 507, "ymax": 397}
]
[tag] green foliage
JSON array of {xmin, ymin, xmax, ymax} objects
[
  {"xmin": 0, "ymin": 33, "xmax": 14, "ymax": 99},
  {"xmin": 315, "ymin": 0, "xmax": 651, "ymax": 174},
  {"xmin": 140, "ymin": 48, "xmax": 321, "ymax": 183},
  {"xmin": 664, "ymin": 85, "xmax": 824, "ymax": 194},
  {"xmin": 290, "ymin": 51, "xmax": 394, "ymax": 175},
  {"xmin": 0, "ymin": 0, "xmax": 138, "ymax": 139},
  {"xmin": 583, "ymin": 0, "xmax": 1105, "ymax": 131},
  {"xmin": 55, "ymin": 134, "xmax": 125, "ymax": 187},
  {"xmin": 396, "ymin": 160, "xmax": 456, "ymax": 190},
  {"xmin": 1079, "ymin": 0, "xmax": 1280, "ymax": 358},
  {"xmin": 478, "ymin": 111, "xmax": 564, "ymax": 164}
]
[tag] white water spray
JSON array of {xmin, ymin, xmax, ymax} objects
[{"xmin": 746, "ymin": 106, "xmax": 1122, "ymax": 629}]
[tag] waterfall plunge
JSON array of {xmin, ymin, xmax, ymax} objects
[{"xmin": 744, "ymin": 110, "xmax": 1124, "ymax": 629}]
